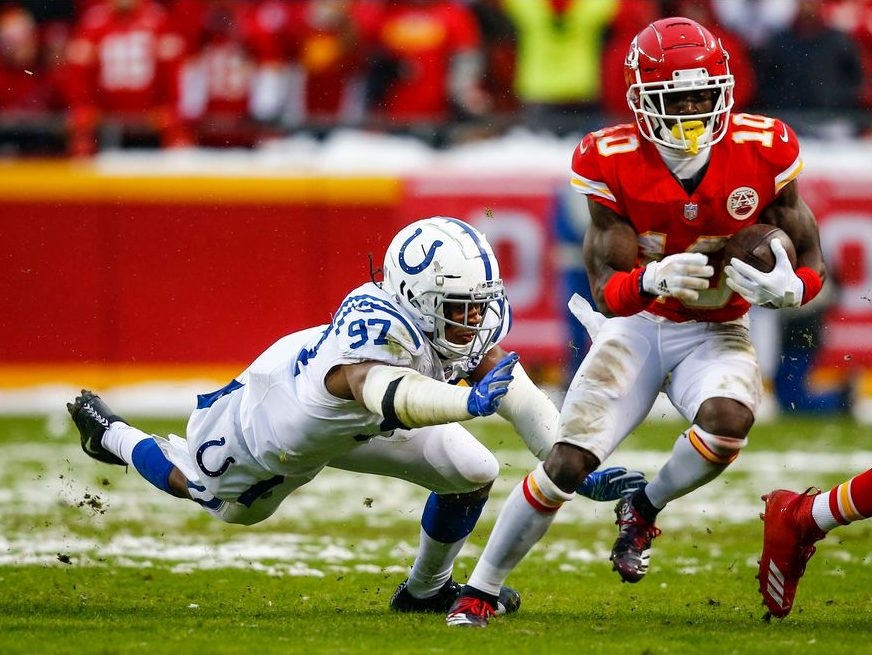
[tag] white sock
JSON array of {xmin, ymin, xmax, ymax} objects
[
  {"xmin": 645, "ymin": 426, "xmax": 745, "ymax": 507},
  {"xmin": 405, "ymin": 527, "xmax": 465, "ymax": 597},
  {"xmin": 101, "ymin": 422, "xmax": 152, "ymax": 464},
  {"xmin": 811, "ymin": 493, "xmax": 839, "ymax": 532},
  {"xmin": 467, "ymin": 466, "xmax": 571, "ymax": 596}
]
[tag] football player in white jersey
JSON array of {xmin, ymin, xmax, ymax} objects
[{"xmin": 69, "ymin": 216, "xmax": 644, "ymax": 613}]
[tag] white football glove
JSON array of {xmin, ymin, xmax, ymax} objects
[
  {"xmin": 641, "ymin": 252, "xmax": 714, "ymax": 303},
  {"xmin": 724, "ymin": 238, "xmax": 803, "ymax": 309},
  {"xmin": 568, "ymin": 293, "xmax": 607, "ymax": 340}
]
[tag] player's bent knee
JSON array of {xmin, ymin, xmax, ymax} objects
[
  {"xmin": 695, "ymin": 397, "xmax": 754, "ymax": 437},
  {"xmin": 544, "ymin": 443, "xmax": 600, "ymax": 493},
  {"xmin": 212, "ymin": 501, "xmax": 277, "ymax": 526},
  {"xmin": 454, "ymin": 452, "xmax": 499, "ymax": 490},
  {"xmin": 438, "ymin": 436, "xmax": 500, "ymax": 491}
]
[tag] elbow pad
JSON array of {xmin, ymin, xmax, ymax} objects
[
  {"xmin": 496, "ymin": 362, "xmax": 559, "ymax": 460},
  {"xmin": 361, "ymin": 365, "xmax": 471, "ymax": 430}
]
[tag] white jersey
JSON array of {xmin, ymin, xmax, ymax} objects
[{"xmin": 182, "ymin": 282, "xmax": 510, "ymax": 503}]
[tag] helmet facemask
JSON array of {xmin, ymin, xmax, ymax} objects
[
  {"xmin": 429, "ymin": 282, "xmax": 507, "ymax": 360},
  {"xmin": 624, "ymin": 17, "xmax": 735, "ymax": 155},
  {"xmin": 628, "ymin": 70, "xmax": 734, "ymax": 154}
]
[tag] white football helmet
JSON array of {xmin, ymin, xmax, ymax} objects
[
  {"xmin": 625, "ymin": 17, "xmax": 735, "ymax": 153},
  {"xmin": 382, "ymin": 216, "xmax": 507, "ymax": 361}
]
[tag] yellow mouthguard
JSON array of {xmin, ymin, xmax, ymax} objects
[{"xmin": 671, "ymin": 120, "xmax": 706, "ymax": 154}]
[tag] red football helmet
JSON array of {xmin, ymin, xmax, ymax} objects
[{"xmin": 624, "ymin": 17, "xmax": 734, "ymax": 153}]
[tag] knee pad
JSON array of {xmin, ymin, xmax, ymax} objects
[
  {"xmin": 687, "ymin": 424, "xmax": 747, "ymax": 466},
  {"xmin": 213, "ymin": 501, "xmax": 273, "ymax": 526}
]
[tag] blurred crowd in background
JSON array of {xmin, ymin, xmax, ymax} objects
[{"xmin": 2, "ymin": 0, "xmax": 871, "ymax": 156}]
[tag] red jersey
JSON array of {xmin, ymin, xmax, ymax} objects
[
  {"xmin": 64, "ymin": 0, "xmax": 185, "ymax": 113},
  {"xmin": 371, "ymin": 1, "xmax": 482, "ymax": 120},
  {"xmin": 570, "ymin": 113, "xmax": 803, "ymax": 323},
  {"xmin": 245, "ymin": 0, "xmax": 381, "ymax": 119},
  {"xmin": 170, "ymin": 0, "xmax": 255, "ymax": 119}
]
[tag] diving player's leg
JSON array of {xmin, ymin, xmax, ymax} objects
[
  {"xmin": 68, "ymin": 387, "xmax": 297, "ymax": 525},
  {"xmin": 68, "ymin": 389, "xmax": 190, "ymax": 499},
  {"xmin": 329, "ymin": 423, "xmax": 507, "ymax": 613}
]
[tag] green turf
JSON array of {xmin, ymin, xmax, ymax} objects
[{"xmin": 1, "ymin": 414, "xmax": 869, "ymax": 655}]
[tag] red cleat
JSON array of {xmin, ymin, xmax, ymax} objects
[{"xmin": 758, "ymin": 488, "xmax": 826, "ymax": 618}]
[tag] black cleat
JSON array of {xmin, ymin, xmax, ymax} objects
[
  {"xmin": 67, "ymin": 389, "xmax": 127, "ymax": 466},
  {"xmin": 390, "ymin": 578, "xmax": 462, "ymax": 613},
  {"xmin": 496, "ymin": 586, "xmax": 521, "ymax": 615}
]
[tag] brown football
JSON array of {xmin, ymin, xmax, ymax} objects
[{"xmin": 723, "ymin": 224, "xmax": 797, "ymax": 273}]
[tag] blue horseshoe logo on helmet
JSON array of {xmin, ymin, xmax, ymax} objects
[
  {"xmin": 196, "ymin": 437, "xmax": 235, "ymax": 478},
  {"xmin": 398, "ymin": 227, "xmax": 443, "ymax": 274}
]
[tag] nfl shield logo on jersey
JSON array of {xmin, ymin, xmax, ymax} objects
[{"xmin": 683, "ymin": 202, "xmax": 698, "ymax": 221}]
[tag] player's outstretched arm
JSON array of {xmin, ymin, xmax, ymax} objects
[
  {"xmin": 351, "ymin": 353, "xmax": 519, "ymax": 430},
  {"xmin": 473, "ymin": 347, "xmax": 647, "ymax": 493}
]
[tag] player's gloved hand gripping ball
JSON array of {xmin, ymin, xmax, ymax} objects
[{"xmin": 725, "ymin": 237, "xmax": 802, "ymax": 309}]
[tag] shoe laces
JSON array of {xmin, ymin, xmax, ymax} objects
[
  {"xmin": 450, "ymin": 595, "xmax": 496, "ymax": 619},
  {"xmin": 82, "ymin": 402, "xmax": 110, "ymax": 429},
  {"xmin": 617, "ymin": 502, "xmax": 661, "ymax": 547}
]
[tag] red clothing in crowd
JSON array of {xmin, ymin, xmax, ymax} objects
[
  {"xmin": 824, "ymin": 0, "xmax": 872, "ymax": 108},
  {"xmin": 0, "ymin": 6, "xmax": 64, "ymax": 113},
  {"xmin": 369, "ymin": 0, "xmax": 485, "ymax": 122},
  {"xmin": 167, "ymin": 0, "xmax": 257, "ymax": 144},
  {"xmin": 63, "ymin": 0, "xmax": 191, "ymax": 155},
  {"xmin": 244, "ymin": 0, "xmax": 380, "ymax": 123}
]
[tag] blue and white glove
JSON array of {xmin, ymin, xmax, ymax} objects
[
  {"xmin": 467, "ymin": 351, "xmax": 519, "ymax": 416},
  {"xmin": 724, "ymin": 239, "xmax": 803, "ymax": 309},
  {"xmin": 576, "ymin": 466, "xmax": 647, "ymax": 502}
]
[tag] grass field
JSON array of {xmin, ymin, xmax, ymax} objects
[{"xmin": 2, "ymin": 412, "xmax": 871, "ymax": 655}]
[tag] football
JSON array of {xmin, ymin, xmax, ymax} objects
[{"xmin": 723, "ymin": 223, "xmax": 797, "ymax": 273}]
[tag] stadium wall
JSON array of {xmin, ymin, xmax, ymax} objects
[{"xmin": 2, "ymin": 157, "xmax": 871, "ymax": 403}]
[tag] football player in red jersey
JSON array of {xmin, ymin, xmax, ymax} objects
[
  {"xmin": 245, "ymin": 0, "xmax": 383, "ymax": 127},
  {"xmin": 63, "ymin": 0, "xmax": 191, "ymax": 156},
  {"xmin": 446, "ymin": 16, "xmax": 829, "ymax": 628}
]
